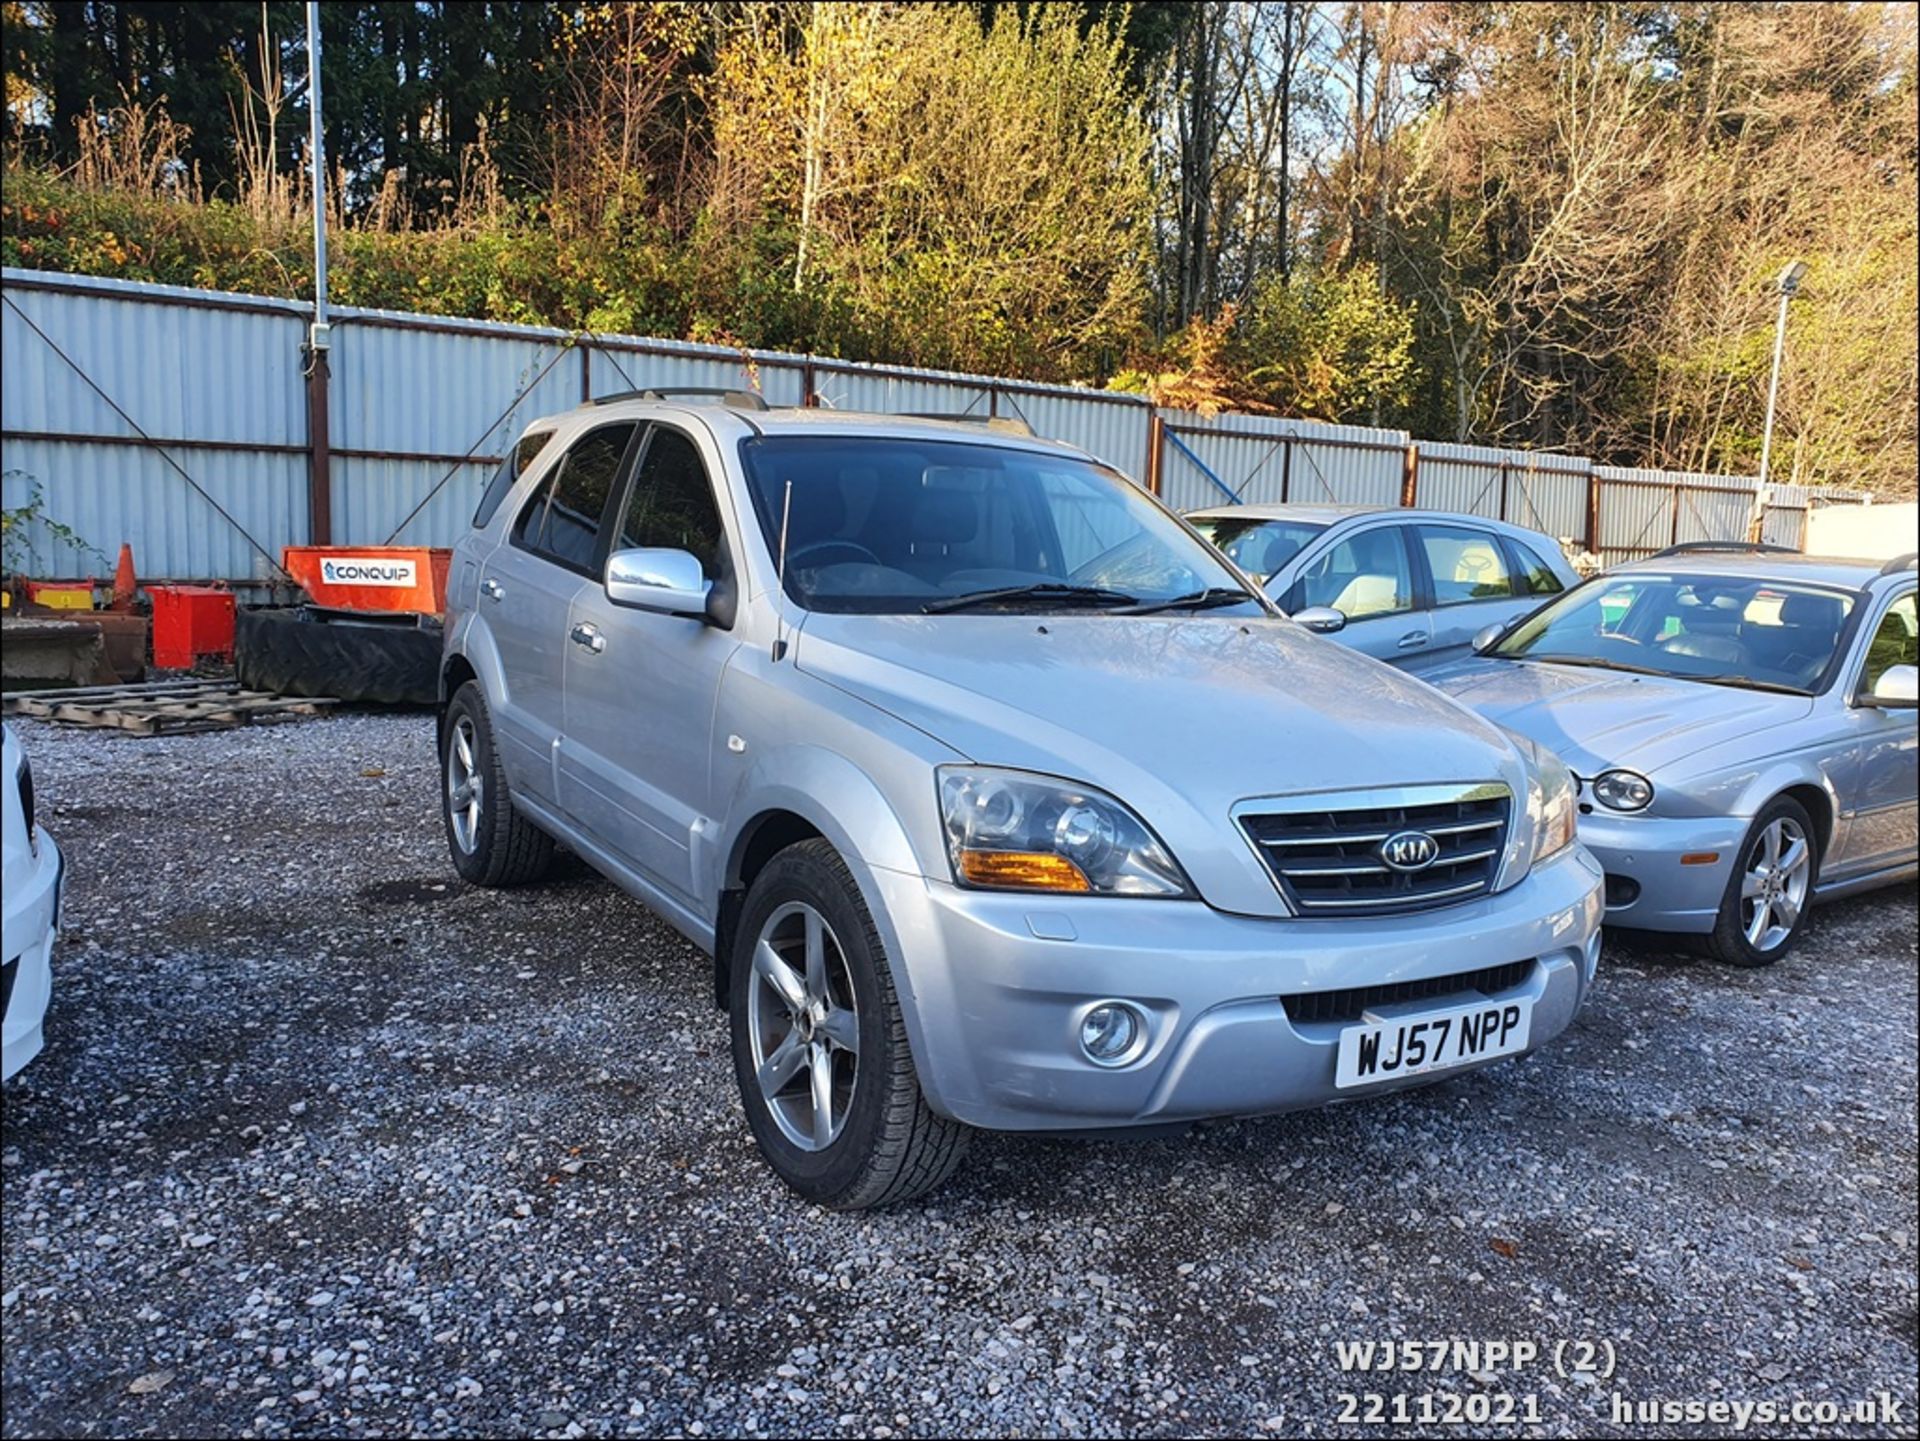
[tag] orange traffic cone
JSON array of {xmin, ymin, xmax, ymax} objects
[{"xmin": 110, "ymin": 542, "xmax": 137, "ymax": 612}]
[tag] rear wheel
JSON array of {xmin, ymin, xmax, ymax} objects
[
  {"xmin": 729, "ymin": 839, "xmax": 970, "ymax": 1208},
  {"xmin": 1706, "ymin": 796, "xmax": 1817, "ymax": 967},
  {"xmin": 441, "ymin": 681, "xmax": 554, "ymax": 887}
]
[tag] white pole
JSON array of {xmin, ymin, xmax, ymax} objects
[
  {"xmin": 1756, "ymin": 288, "xmax": 1789, "ymax": 484},
  {"xmin": 306, "ymin": 1, "xmax": 329, "ymax": 342}
]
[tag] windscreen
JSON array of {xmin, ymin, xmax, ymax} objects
[
  {"xmin": 738, "ymin": 436, "xmax": 1256, "ymax": 615},
  {"xmin": 1186, "ymin": 516, "xmax": 1326, "ymax": 579},
  {"xmin": 1494, "ymin": 572, "xmax": 1856, "ymax": 694}
]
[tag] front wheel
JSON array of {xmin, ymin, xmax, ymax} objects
[
  {"xmin": 729, "ymin": 839, "xmax": 970, "ymax": 1208},
  {"xmin": 1706, "ymin": 797, "xmax": 1818, "ymax": 967}
]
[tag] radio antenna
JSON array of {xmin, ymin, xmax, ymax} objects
[{"xmin": 773, "ymin": 477, "xmax": 794, "ymax": 661}]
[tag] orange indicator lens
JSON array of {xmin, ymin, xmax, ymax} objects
[{"xmin": 957, "ymin": 851, "xmax": 1093, "ymax": 892}]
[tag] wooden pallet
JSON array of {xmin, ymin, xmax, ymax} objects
[{"xmin": 2, "ymin": 680, "xmax": 338, "ymax": 736}]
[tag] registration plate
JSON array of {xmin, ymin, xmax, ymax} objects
[{"xmin": 1334, "ymin": 996, "xmax": 1533, "ymax": 1089}]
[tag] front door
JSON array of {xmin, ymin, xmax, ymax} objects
[
  {"xmin": 481, "ymin": 420, "xmax": 637, "ymax": 806},
  {"xmin": 1833, "ymin": 589, "xmax": 1918, "ymax": 878},
  {"xmin": 561, "ymin": 423, "xmax": 742, "ymax": 903},
  {"xmin": 1282, "ymin": 524, "xmax": 1431, "ymax": 665}
]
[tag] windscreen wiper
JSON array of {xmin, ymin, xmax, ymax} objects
[
  {"xmin": 1118, "ymin": 587, "xmax": 1260, "ymax": 615},
  {"xmin": 1687, "ymin": 675, "xmax": 1813, "ymax": 697},
  {"xmin": 923, "ymin": 583, "xmax": 1139, "ymax": 615},
  {"xmin": 1512, "ymin": 655, "xmax": 1670, "ymax": 678}
]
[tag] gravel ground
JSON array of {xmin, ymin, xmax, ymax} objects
[{"xmin": 2, "ymin": 711, "xmax": 1914, "ymax": 1440}]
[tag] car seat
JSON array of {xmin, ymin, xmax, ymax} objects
[
  {"xmin": 1330, "ymin": 571, "xmax": 1402, "ymax": 618},
  {"xmin": 1749, "ymin": 592, "xmax": 1847, "ymax": 687},
  {"xmin": 1658, "ymin": 592, "xmax": 1746, "ymax": 665}
]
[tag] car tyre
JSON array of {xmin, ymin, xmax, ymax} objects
[
  {"xmin": 441, "ymin": 680, "xmax": 555, "ymax": 887},
  {"xmin": 1705, "ymin": 795, "xmax": 1818, "ymax": 967},
  {"xmin": 730, "ymin": 839, "xmax": 970, "ymax": 1209}
]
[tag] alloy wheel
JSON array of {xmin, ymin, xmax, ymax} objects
[
  {"xmin": 746, "ymin": 901, "xmax": 860, "ymax": 1151},
  {"xmin": 1740, "ymin": 815, "xmax": 1811, "ymax": 952},
  {"xmin": 446, "ymin": 715, "xmax": 483, "ymax": 855}
]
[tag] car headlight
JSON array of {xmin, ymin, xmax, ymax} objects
[
  {"xmin": 1591, "ymin": 768, "xmax": 1654, "ymax": 812},
  {"xmin": 937, "ymin": 767, "xmax": 1192, "ymax": 897},
  {"xmin": 1497, "ymin": 736, "xmax": 1578, "ymax": 887}
]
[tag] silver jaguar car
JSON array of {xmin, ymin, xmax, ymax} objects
[{"xmin": 1429, "ymin": 544, "xmax": 1917, "ymax": 966}]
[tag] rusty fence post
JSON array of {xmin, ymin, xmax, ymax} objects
[
  {"xmin": 1400, "ymin": 443, "xmax": 1418, "ymax": 508},
  {"xmin": 1144, "ymin": 411, "xmax": 1165, "ymax": 496},
  {"xmin": 1585, "ymin": 471, "xmax": 1602, "ymax": 554},
  {"xmin": 305, "ymin": 341, "xmax": 333, "ymax": 546}
]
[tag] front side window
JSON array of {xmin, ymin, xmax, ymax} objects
[
  {"xmin": 1860, "ymin": 592, "xmax": 1917, "ymax": 693},
  {"xmin": 1287, "ymin": 526, "xmax": 1414, "ymax": 619},
  {"xmin": 736, "ymin": 436, "xmax": 1255, "ymax": 615},
  {"xmin": 514, "ymin": 423, "xmax": 636, "ymax": 573},
  {"xmin": 1186, "ymin": 516, "xmax": 1327, "ymax": 579},
  {"xmin": 473, "ymin": 428, "xmax": 554, "ymax": 529},
  {"xmin": 1419, "ymin": 525, "xmax": 1515, "ymax": 605},
  {"xmin": 1495, "ymin": 572, "xmax": 1857, "ymax": 694},
  {"xmin": 614, "ymin": 428, "xmax": 727, "ymax": 578}
]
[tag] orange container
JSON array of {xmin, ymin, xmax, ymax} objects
[
  {"xmin": 282, "ymin": 546, "xmax": 450, "ymax": 614},
  {"xmin": 149, "ymin": 585, "xmax": 236, "ymax": 668}
]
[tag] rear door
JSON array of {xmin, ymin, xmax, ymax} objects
[
  {"xmin": 1411, "ymin": 522, "xmax": 1525, "ymax": 670},
  {"xmin": 1281, "ymin": 523, "xmax": 1431, "ymax": 665},
  {"xmin": 478, "ymin": 421, "xmax": 637, "ymax": 807},
  {"xmin": 561, "ymin": 423, "xmax": 741, "ymax": 903}
]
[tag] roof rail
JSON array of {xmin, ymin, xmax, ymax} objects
[
  {"xmin": 1879, "ymin": 551, "xmax": 1917, "ymax": 576},
  {"xmin": 898, "ymin": 411, "xmax": 1034, "ymax": 437},
  {"xmin": 1649, "ymin": 541, "xmax": 1797, "ymax": 560},
  {"xmin": 590, "ymin": 387, "xmax": 769, "ymax": 411}
]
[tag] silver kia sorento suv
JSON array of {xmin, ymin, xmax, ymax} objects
[{"xmin": 440, "ymin": 391, "xmax": 1604, "ymax": 1208}]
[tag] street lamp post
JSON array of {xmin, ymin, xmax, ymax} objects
[
  {"xmin": 1756, "ymin": 259, "xmax": 1806, "ymax": 487},
  {"xmin": 304, "ymin": 0, "xmax": 333, "ymax": 546}
]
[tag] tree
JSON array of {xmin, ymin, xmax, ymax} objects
[
  {"xmin": 1239, "ymin": 264, "xmax": 1417, "ymax": 421},
  {"xmin": 709, "ymin": 3, "xmax": 1152, "ymax": 378}
]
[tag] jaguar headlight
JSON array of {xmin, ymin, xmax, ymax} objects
[
  {"xmin": 1592, "ymin": 768, "xmax": 1654, "ymax": 812},
  {"xmin": 937, "ymin": 767, "xmax": 1192, "ymax": 898}
]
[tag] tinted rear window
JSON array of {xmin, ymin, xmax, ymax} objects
[{"xmin": 473, "ymin": 429, "xmax": 555, "ymax": 529}]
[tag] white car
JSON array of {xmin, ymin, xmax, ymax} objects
[{"xmin": 3, "ymin": 724, "xmax": 62, "ymax": 1080}]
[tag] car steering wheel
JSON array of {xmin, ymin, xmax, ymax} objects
[{"xmin": 787, "ymin": 540, "xmax": 881, "ymax": 570}]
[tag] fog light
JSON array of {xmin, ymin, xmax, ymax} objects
[{"xmin": 1080, "ymin": 1002, "xmax": 1143, "ymax": 1066}]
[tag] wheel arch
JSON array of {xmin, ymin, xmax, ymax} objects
[
  {"xmin": 1775, "ymin": 782, "xmax": 1835, "ymax": 865},
  {"xmin": 706, "ymin": 754, "xmax": 928, "ymax": 1012},
  {"xmin": 713, "ymin": 808, "xmax": 826, "ymax": 1005}
]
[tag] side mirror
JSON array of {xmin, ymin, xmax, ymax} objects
[
  {"xmin": 1291, "ymin": 605, "xmax": 1347, "ymax": 635},
  {"xmin": 1862, "ymin": 663, "xmax": 1919, "ymax": 709},
  {"xmin": 606, "ymin": 547, "xmax": 711, "ymax": 619},
  {"xmin": 1472, "ymin": 623, "xmax": 1506, "ymax": 655}
]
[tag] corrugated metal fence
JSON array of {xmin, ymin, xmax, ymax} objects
[{"xmin": 0, "ymin": 267, "xmax": 1871, "ymax": 584}]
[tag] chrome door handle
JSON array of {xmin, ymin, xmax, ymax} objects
[
  {"xmin": 569, "ymin": 622, "xmax": 606, "ymax": 654},
  {"xmin": 480, "ymin": 578, "xmax": 505, "ymax": 602},
  {"xmin": 1397, "ymin": 631, "xmax": 1428, "ymax": 648}
]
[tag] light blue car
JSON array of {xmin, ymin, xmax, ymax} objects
[
  {"xmin": 1427, "ymin": 544, "xmax": 1918, "ymax": 966},
  {"xmin": 1184, "ymin": 504, "xmax": 1580, "ymax": 672}
]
